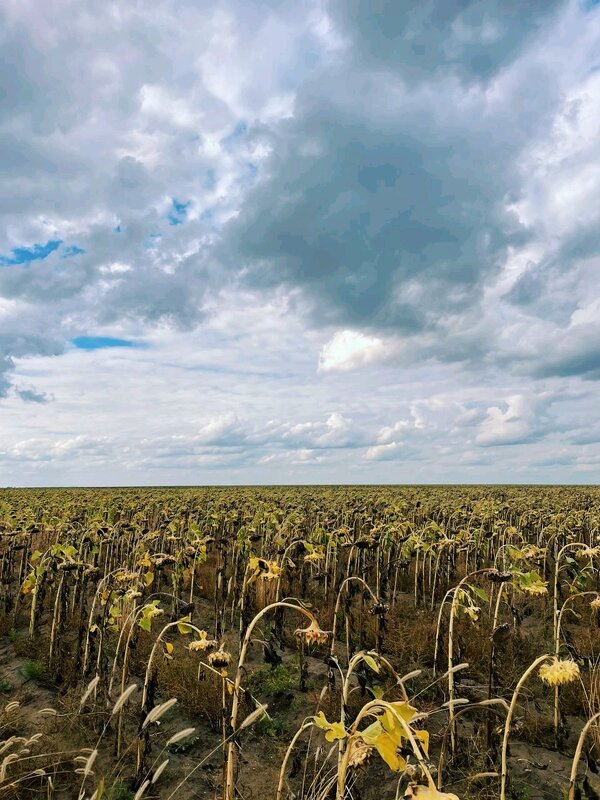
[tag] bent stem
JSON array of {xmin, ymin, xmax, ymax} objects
[
  {"xmin": 330, "ymin": 576, "xmax": 378, "ymax": 662},
  {"xmin": 437, "ymin": 699, "xmax": 507, "ymax": 789},
  {"xmin": 439, "ymin": 568, "xmax": 490, "ymax": 754},
  {"xmin": 553, "ymin": 591, "xmax": 599, "ymax": 747},
  {"xmin": 224, "ymin": 600, "xmax": 319, "ymax": 800},
  {"xmin": 500, "ymin": 654, "xmax": 553, "ymax": 800},
  {"xmin": 275, "ymin": 721, "xmax": 313, "ymax": 800},
  {"xmin": 568, "ymin": 710, "xmax": 600, "ymax": 800}
]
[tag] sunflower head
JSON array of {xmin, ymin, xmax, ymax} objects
[
  {"xmin": 487, "ymin": 569, "xmax": 512, "ymax": 584},
  {"xmin": 208, "ymin": 646, "xmax": 232, "ymax": 669},
  {"xmin": 369, "ymin": 601, "xmax": 390, "ymax": 616},
  {"xmin": 260, "ymin": 561, "xmax": 282, "ymax": 581},
  {"xmin": 294, "ymin": 619, "xmax": 330, "ymax": 646},
  {"xmin": 188, "ymin": 630, "xmax": 218, "ymax": 652},
  {"xmin": 539, "ymin": 657, "xmax": 580, "ymax": 686},
  {"xmin": 347, "ymin": 739, "xmax": 373, "ymax": 768},
  {"xmin": 576, "ymin": 547, "xmax": 600, "ymax": 560}
]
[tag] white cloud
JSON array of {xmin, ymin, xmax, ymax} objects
[
  {"xmin": 475, "ymin": 394, "xmax": 551, "ymax": 446},
  {"xmin": 365, "ymin": 441, "xmax": 405, "ymax": 461},
  {"xmin": 319, "ymin": 330, "xmax": 399, "ymax": 371}
]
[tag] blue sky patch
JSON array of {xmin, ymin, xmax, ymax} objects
[
  {"xmin": 62, "ymin": 245, "xmax": 85, "ymax": 258},
  {"xmin": 168, "ymin": 199, "xmax": 190, "ymax": 226},
  {"xmin": 72, "ymin": 336, "xmax": 139, "ymax": 350},
  {"xmin": 220, "ymin": 120, "xmax": 247, "ymax": 150},
  {"xmin": 0, "ymin": 239, "xmax": 62, "ymax": 266}
]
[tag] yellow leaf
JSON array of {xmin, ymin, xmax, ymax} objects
[
  {"xmin": 324, "ymin": 722, "xmax": 347, "ymax": 742},
  {"xmin": 313, "ymin": 711, "xmax": 331, "ymax": 731},
  {"xmin": 415, "ymin": 728, "xmax": 429, "ymax": 757},
  {"xmin": 21, "ymin": 573, "xmax": 36, "ymax": 595},
  {"xmin": 381, "ymin": 711, "xmax": 404, "ymax": 745},
  {"xmin": 177, "ymin": 615, "xmax": 193, "ymax": 635},
  {"xmin": 144, "ymin": 571, "xmax": 154, "ymax": 586},
  {"xmin": 313, "ymin": 712, "xmax": 346, "ymax": 741},
  {"xmin": 387, "ymin": 701, "xmax": 418, "ymax": 723},
  {"xmin": 372, "ymin": 731, "xmax": 406, "ymax": 772},
  {"xmin": 165, "ymin": 643, "xmax": 174, "ymax": 654},
  {"xmin": 359, "ymin": 719, "xmax": 384, "ymax": 746}
]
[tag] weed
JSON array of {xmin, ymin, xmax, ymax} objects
[
  {"xmin": 252, "ymin": 713, "xmax": 286, "ymax": 738},
  {"xmin": 104, "ymin": 783, "xmax": 135, "ymax": 800},
  {"xmin": 247, "ymin": 663, "xmax": 298, "ymax": 698},
  {"xmin": 8, "ymin": 627, "xmax": 22, "ymax": 643},
  {"xmin": 19, "ymin": 659, "xmax": 44, "ymax": 682}
]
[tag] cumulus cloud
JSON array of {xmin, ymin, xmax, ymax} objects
[
  {"xmin": 0, "ymin": 0, "xmax": 325, "ymax": 395},
  {"xmin": 365, "ymin": 441, "xmax": 410, "ymax": 462},
  {"xmin": 475, "ymin": 394, "xmax": 553, "ymax": 446},
  {"xmin": 222, "ymin": 0, "xmax": 600, "ymax": 381},
  {"xmin": 319, "ymin": 330, "xmax": 398, "ymax": 371}
]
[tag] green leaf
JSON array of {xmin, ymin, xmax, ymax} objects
[
  {"xmin": 469, "ymin": 585, "xmax": 489, "ymax": 604},
  {"xmin": 138, "ymin": 612, "xmax": 152, "ymax": 633}
]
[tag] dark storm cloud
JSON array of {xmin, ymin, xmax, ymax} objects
[
  {"xmin": 219, "ymin": 0, "xmax": 600, "ymax": 384},
  {"xmin": 222, "ymin": 53, "xmax": 559, "ymax": 348},
  {"xmin": 225, "ymin": 106, "xmax": 523, "ymax": 332}
]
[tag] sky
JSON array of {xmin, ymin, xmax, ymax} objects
[{"xmin": 1, "ymin": 0, "xmax": 599, "ymax": 486}]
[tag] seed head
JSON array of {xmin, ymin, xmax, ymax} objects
[
  {"xmin": 294, "ymin": 619, "xmax": 330, "ymax": 646},
  {"xmin": 188, "ymin": 630, "xmax": 217, "ymax": 652},
  {"xmin": 369, "ymin": 602, "xmax": 390, "ymax": 616},
  {"xmin": 487, "ymin": 569, "xmax": 512, "ymax": 584},
  {"xmin": 260, "ymin": 561, "xmax": 281, "ymax": 580},
  {"xmin": 347, "ymin": 739, "xmax": 373, "ymax": 768},
  {"xmin": 208, "ymin": 646, "xmax": 232, "ymax": 669},
  {"xmin": 539, "ymin": 658, "xmax": 580, "ymax": 686}
]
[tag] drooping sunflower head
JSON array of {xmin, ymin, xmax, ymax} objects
[
  {"xmin": 539, "ymin": 657, "xmax": 580, "ymax": 687},
  {"xmin": 208, "ymin": 646, "xmax": 232, "ymax": 669},
  {"xmin": 369, "ymin": 601, "xmax": 390, "ymax": 616},
  {"xmin": 347, "ymin": 738, "xmax": 373, "ymax": 768},
  {"xmin": 294, "ymin": 619, "xmax": 330, "ymax": 646},
  {"xmin": 576, "ymin": 547, "xmax": 600, "ymax": 560},
  {"xmin": 188, "ymin": 630, "xmax": 218, "ymax": 652},
  {"xmin": 260, "ymin": 561, "xmax": 282, "ymax": 581}
]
